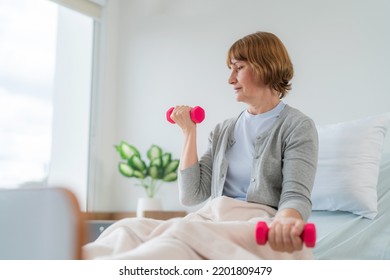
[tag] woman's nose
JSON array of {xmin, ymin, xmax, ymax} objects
[{"xmin": 228, "ymin": 71, "xmax": 236, "ymax": 84}]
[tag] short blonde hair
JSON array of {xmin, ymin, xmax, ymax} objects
[{"xmin": 227, "ymin": 31, "xmax": 294, "ymax": 98}]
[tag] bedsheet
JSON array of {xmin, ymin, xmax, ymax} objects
[
  {"xmin": 309, "ymin": 154, "xmax": 390, "ymax": 259},
  {"xmin": 83, "ymin": 196, "xmax": 313, "ymax": 260}
]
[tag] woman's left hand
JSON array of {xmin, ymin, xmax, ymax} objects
[{"xmin": 267, "ymin": 210, "xmax": 306, "ymax": 253}]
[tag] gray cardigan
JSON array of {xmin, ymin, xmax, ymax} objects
[{"xmin": 178, "ymin": 105, "xmax": 318, "ymax": 221}]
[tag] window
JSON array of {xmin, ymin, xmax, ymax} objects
[
  {"xmin": 0, "ymin": 0, "xmax": 57, "ymax": 188},
  {"xmin": 0, "ymin": 0, "xmax": 101, "ymax": 211}
]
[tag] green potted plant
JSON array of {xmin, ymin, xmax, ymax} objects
[{"xmin": 115, "ymin": 141, "xmax": 180, "ymax": 216}]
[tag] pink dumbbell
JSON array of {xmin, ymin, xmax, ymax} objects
[
  {"xmin": 166, "ymin": 106, "xmax": 205, "ymax": 124},
  {"xmin": 255, "ymin": 221, "xmax": 316, "ymax": 248}
]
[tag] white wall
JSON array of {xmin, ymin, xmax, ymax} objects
[{"xmin": 90, "ymin": 0, "xmax": 390, "ymax": 212}]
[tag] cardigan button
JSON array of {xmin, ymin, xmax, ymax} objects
[{"xmin": 250, "ymin": 178, "xmax": 256, "ymax": 183}]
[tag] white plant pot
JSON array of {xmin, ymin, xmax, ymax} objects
[{"xmin": 136, "ymin": 197, "xmax": 162, "ymax": 218}]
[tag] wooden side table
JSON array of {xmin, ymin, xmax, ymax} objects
[
  {"xmin": 83, "ymin": 211, "xmax": 187, "ymax": 243},
  {"xmin": 143, "ymin": 210, "xmax": 187, "ymax": 220},
  {"xmin": 83, "ymin": 210, "xmax": 187, "ymax": 221}
]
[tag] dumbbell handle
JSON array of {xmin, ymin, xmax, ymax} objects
[
  {"xmin": 166, "ymin": 106, "xmax": 205, "ymax": 124},
  {"xmin": 255, "ymin": 221, "xmax": 316, "ymax": 248}
]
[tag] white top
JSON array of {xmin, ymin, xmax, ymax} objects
[{"xmin": 222, "ymin": 101, "xmax": 286, "ymax": 200}]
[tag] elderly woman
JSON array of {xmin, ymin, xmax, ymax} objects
[{"xmin": 172, "ymin": 31, "xmax": 318, "ymax": 253}]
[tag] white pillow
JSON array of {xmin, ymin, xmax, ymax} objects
[{"xmin": 311, "ymin": 113, "xmax": 390, "ymax": 219}]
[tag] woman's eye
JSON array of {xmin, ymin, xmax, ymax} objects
[{"xmin": 237, "ymin": 66, "xmax": 244, "ymax": 71}]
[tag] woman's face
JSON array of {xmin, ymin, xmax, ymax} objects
[{"xmin": 228, "ymin": 59, "xmax": 265, "ymax": 103}]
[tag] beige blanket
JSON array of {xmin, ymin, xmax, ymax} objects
[{"xmin": 83, "ymin": 196, "xmax": 313, "ymax": 260}]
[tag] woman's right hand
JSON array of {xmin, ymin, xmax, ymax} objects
[
  {"xmin": 170, "ymin": 105, "xmax": 199, "ymax": 170},
  {"xmin": 170, "ymin": 105, "xmax": 197, "ymax": 133}
]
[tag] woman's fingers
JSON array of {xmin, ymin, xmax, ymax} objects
[{"xmin": 268, "ymin": 219, "xmax": 304, "ymax": 253}]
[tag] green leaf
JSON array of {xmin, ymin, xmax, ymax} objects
[
  {"xmin": 147, "ymin": 145, "xmax": 162, "ymax": 160},
  {"xmin": 161, "ymin": 153, "xmax": 172, "ymax": 167},
  {"xmin": 133, "ymin": 170, "xmax": 145, "ymax": 179},
  {"xmin": 148, "ymin": 166, "xmax": 160, "ymax": 179},
  {"xmin": 118, "ymin": 162, "xmax": 134, "ymax": 177},
  {"xmin": 129, "ymin": 155, "xmax": 146, "ymax": 172},
  {"xmin": 150, "ymin": 157, "xmax": 162, "ymax": 167},
  {"xmin": 116, "ymin": 141, "xmax": 140, "ymax": 160},
  {"xmin": 164, "ymin": 159, "xmax": 179, "ymax": 174},
  {"xmin": 163, "ymin": 172, "xmax": 178, "ymax": 182}
]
